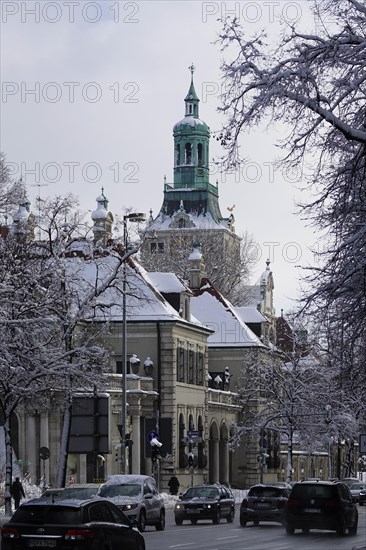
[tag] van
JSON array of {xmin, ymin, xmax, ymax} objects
[{"xmin": 97, "ymin": 474, "xmax": 165, "ymax": 532}]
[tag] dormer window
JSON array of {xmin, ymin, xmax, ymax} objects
[{"xmin": 179, "ymin": 218, "xmax": 186, "ymax": 228}]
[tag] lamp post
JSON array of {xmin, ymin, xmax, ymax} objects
[{"xmin": 120, "ymin": 212, "xmax": 146, "ymax": 474}]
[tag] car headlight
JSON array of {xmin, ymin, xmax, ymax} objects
[
  {"xmin": 175, "ymin": 504, "xmax": 183, "ymax": 510},
  {"xmin": 123, "ymin": 503, "xmax": 138, "ymax": 511}
]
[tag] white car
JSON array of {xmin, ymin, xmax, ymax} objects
[
  {"xmin": 349, "ymin": 482, "xmax": 365, "ymax": 503},
  {"xmin": 97, "ymin": 474, "xmax": 165, "ymax": 532}
]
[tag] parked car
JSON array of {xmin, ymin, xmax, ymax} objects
[
  {"xmin": 349, "ymin": 483, "xmax": 365, "ymax": 503},
  {"xmin": 286, "ymin": 480, "xmax": 358, "ymax": 536},
  {"xmin": 97, "ymin": 474, "xmax": 165, "ymax": 532},
  {"xmin": 240, "ymin": 484, "xmax": 290, "ymax": 527},
  {"xmin": 1, "ymin": 497, "xmax": 145, "ymax": 549},
  {"xmin": 174, "ymin": 484, "xmax": 235, "ymax": 525},
  {"xmin": 359, "ymin": 488, "xmax": 366, "ymax": 506}
]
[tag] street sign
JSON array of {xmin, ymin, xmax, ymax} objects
[
  {"xmin": 187, "ymin": 430, "xmax": 200, "ymax": 439},
  {"xmin": 359, "ymin": 434, "xmax": 366, "ymax": 454},
  {"xmin": 148, "ymin": 431, "xmax": 159, "ymax": 442}
]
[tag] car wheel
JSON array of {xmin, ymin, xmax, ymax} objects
[
  {"xmin": 212, "ymin": 509, "xmax": 220, "ymax": 524},
  {"xmin": 336, "ymin": 515, "xmax": 346, "ymax": 536},
  {"xmin": 253, "ymin": 520, "xmax": 260, "ymax": 527},
  {"xmin": 175, "ymin": 518, "xmax": 183, "ymax": 526},
  {"xmin": 155, "ymin": 510, "xmax": 165, "ymax": 531},
  {"xmin": 349, "ymin": 518, "xmax": 358, "ymax": 536},
  {"xmin": 227, "ymin": 508, "xmax": 235, "ymax": 523},
  {"xmin": 138, "ymin": 510, "xmax": 146, "ymax": 532},
  {"xmin": 191, "ymin": 519, "xmax": 197, "ymax": 525},
  {"xmin": 240, "ymin": 518, "xmax": 247, "ymax": 527},
  {"xmin": 286, "ymin": 524, "xmax": 295, "ymax": 535}
]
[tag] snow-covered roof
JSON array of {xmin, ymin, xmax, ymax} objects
[
  {"xmin": 147, "ymin": 272, "xmax": 189, "ymax": 294},
  {"xmin": 173, "ymin": 116, "xmax": 209, "ymax": 130},
  {"xmin": 190, "ymin": 281, "xmax": 265, "ymax": 348},
  {"xmin": 65, "ymin": 254, "xmax": 197, "ymax": 325},
  {"xmin": 148, "ymin": 210, "xmax": 229, "ymax": 231},
  {"xmin": 235, "ymin": 307, "xmax": 268, "ymax": 324}
]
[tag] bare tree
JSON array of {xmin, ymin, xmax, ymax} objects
[
  {"xmin": 141, "ymin": 229, "xmax": 258, "ymax": 304},
  {"xmin": 217, "ymin": 0, "xmax": 366, "ymax": 339},
  {"xmin": 0, "ymin": 195, "xmax": 144, "ymax": 513},
  {"xmin": 0, "ymin": 152, "xmax": 25, "ymax": 221}
]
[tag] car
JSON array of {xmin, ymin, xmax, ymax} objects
[
  {"xmin": 97, "ymin": 474, "xmax": 165, "ymax": 532},
  {"xmin": 39, "ymin": 487, "xmax": 64, "ymax": 500},
  {"xmin": 285, "ymin": 480, "xmax": 358, "ymax": 536},
  {"xmin": 59, "ymin": 483, "xmax": 102, "ymax": 500},
  {"xmin": 342, "ymin": 477, "xmax": 360, "ymax": 488},
  {"xmin": 0, "ymin": 497, "xmax": 145, "ymax": 550},
  {"xmin": 174, "ymin": 484, "xmax": 235, "ymax": 525},
  {"xmin": 359, "ymin": 488, "xmax": 366, "ymax": 506},
  {"xmin": 349, "ymin": 482, "xmax": 365, "ymax": 503},
  {"xmin": 240, "ymin": 484, "xmax": 290, "ymax": 527}
]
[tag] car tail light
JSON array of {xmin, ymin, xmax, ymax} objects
[
  {"xmin": 1, "ymin": 527, "xmax": 19, "ymax": 539},
  {"xmin": 287, "ymin": 498, "xmax": 300, "ymax": 507},
  {"xmin": 241, "ymin": 498, "xmax": 248, "ymax": 508},
  {"xmin": 326, "ymin": 500, "xmax": 341, "ymax": 509},
  {"xmin": 65, "ymin": 529, "xmax": 96, "ymax": 540}
]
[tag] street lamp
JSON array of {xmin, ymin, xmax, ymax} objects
[{"xmin": 120, "ymin": 212, "xmax": 146, "ymax": 474}]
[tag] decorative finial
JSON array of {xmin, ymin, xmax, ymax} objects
[
  {"xmin": 101, "ymin": 186, "xmax": 104, "ymax": 197},
  {"xmin": 188, "ymin": 63, "xmax": 195, "ymax": 78},
  {"xmin": 164, "ymin": 174, "xmax": 167, "ymax": 185},
  {"xmin": 266, "ymin": 258, "xmax": 270, "ymax": 269}
]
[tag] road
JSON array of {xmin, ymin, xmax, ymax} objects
[{"xmin": 143, "ymin": 505, "xmax": 366, "ymax": 550}]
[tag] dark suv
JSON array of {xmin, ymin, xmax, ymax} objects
[
  {"xmin": 240, "ymin": 484, "xmax": 290, "ymax": 526},
  {"xmin": 286, "ymin": 480, "xmax": 358, "ymax": 536},
  {"xmin": 174, "ymin": 484, "xmax": 235, "ymax": 525}
]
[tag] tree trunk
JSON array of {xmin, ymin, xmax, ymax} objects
[
  {"xmin": 286, "ymin": 428, "xmax": 293, "ymax": 483},
  {"xmin": 56, "ymin": 388, "xmax": 72, "ymax": 487},
  {"xmin": 4, "ymin": 421, "xmax": 13, "ymax": 516}
]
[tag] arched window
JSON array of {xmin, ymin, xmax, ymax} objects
[
  {"xmin": 197, "ymin": 143, "xmax": 203, "ymax": 165},
  {"xmin": 178, "ymin": 218, "xmax": 185, "ymax": 228},
  {"xmin": 185, "ymin": 143, "xmax": 192, "ymax": 164},
  {"xmin": 175, "ymin": 144, "xmax": 180, "ymax": 166}
]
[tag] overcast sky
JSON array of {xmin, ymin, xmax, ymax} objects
[{"xmin": 1, "ymin": 0, "xmax": 320, "ymax": 313}]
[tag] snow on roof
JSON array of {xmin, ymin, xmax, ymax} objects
[
  {"xmin": 235, "ymin": 307, "xmax": 268, "ymax": 324},
  {"xmin": 173, "ymin": 116, "xmax": 209, "ymax": 130},
  {"xmin": 147, "ymin": 272, "xmax": 189, "ymax": 294},
  {"xmin": 148, "ymin": 210, "xmax": 229, "ymax": 231},
  {"xmin": 190, "ymin": 283, "xmax": 264, "ymax": 348},
  {"xmin": 65, "ymin": 254, "xmax": 196, "ymax": 325}
]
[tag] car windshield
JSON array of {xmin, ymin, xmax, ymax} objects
[
  {"xmin": 98, "ymin": 484, "xmax": 141, "ymax": 498},
  {"xmin": 11, "ymin": 506, "xmax": 81, "ymax": 525},
  {"xmin": 183, "ymin": 487, "xmax": 219, "ymax": 499},
  {"xmin": 61, "ymin": 488, "xmax": 98, "ymax": 499},
  {"xmin": 249, "ymin": 487, "xmax": 287, "ymax": 498}
]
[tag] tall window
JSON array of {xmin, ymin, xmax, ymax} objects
[
  {"xmin": 197, "ymin": 143, "xmax": 203, "ymax": 165},
  {"xmin": 185, "ymin": 143, "xmax": 192, "ymax": 164}
]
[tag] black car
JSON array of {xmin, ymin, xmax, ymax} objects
[
  {"xmin": 359, "ymin": 488, "xmax": 366, "ymax": 506},
  {"xmin": 174, "ymin": 484, "xmax": 235, "ymax": 525},
  {"xmin": 285, "ymin": 480, "xmax": 358, "ymax": 536},
  {"xmin": 240, "ymin": 484, "xmax": 290, "ymax": 526},
  {"xmin": 1, "ymin": 498, "xmax": 145, "ymax": 550}
]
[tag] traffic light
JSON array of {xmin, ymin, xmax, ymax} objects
[
  {"xmin": 150, "ymin": 436, "xmax": 162, "ymax": 463},
  {"xmin": 125, "ymin": 433, "xmax": 133, "ymax": 448},
  {"xmin": 188, "ymin": 452, "xmax": 194, "ymax": 468}
]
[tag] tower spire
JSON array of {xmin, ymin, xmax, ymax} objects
[{"xmin": 185, "ymin": 63, "xmax": 199, "ymax": 118}]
